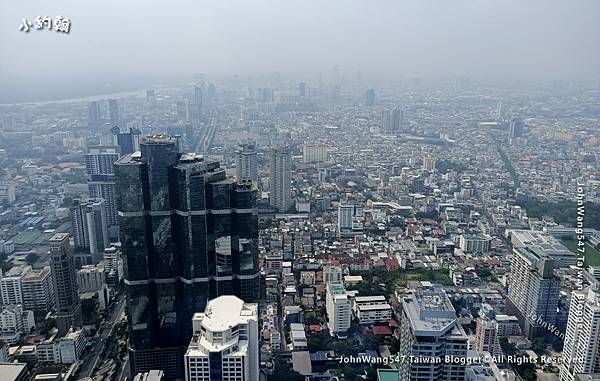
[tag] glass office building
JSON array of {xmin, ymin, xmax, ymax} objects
[{"xmin": 115, "ymin": 134, "xmax": 259, "ymax": 380}]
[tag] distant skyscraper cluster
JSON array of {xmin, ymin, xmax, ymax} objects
[
  {"xmin": 87, "ymin": 99, "xmax": 121, "ymax": 128},
  {"xmin": 381, "ymin": 107, "xmax": 403, "ymax": 133},
  {"xmin": 115, "ymin": 134, "xmax": 259, "ymax": 379}
]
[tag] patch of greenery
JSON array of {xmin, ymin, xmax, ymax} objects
[{"xmin": 517, "ymin": 199, "xmax": 600, "ymax": 230}]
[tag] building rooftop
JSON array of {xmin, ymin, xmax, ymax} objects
[
  {"xmin": 291, "ymin": 351, "xmax": 312, "ymax": 376},
  {"xmin": 195, "ymin": 295, "xmax": 258, "ymax": 333},
  {"xmin": 354, "ymin": 295, "xmax": 387, "ymax": 303},
  {"xmin": 49, "ymin": 232, "xmax": 69, "ymax": 242},
  {"xmin": 143, "ymin": 134, "xmax": 177, "ymax": 145},
  {"xmin": 0, "ymin": 362, "xmax": 28, "ymax": 381},
  {"xmin": 403, "ymin": 287, "xmax": 465, "ymax": 338}
]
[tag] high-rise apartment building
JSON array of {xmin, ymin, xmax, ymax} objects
[
  {"xmin": 269, "ymin": 145, "xmax": 292, "ymax": 212},
  {"xmin": 108, "ymin": 99, "xmax": 119, "ymax": 126},
  {"xmin": 383, "ymin": 108, "xmax": 403, "ymax": 133},
  {"xmin": 507, "ymin": 246, "xmax": 561, "ymax": 339},
  {"xmin": 235, "ymin": 142, "xmax": 258, "ymax": 182},
  {"xmin": 184, "ymin": 295, "xmax": 259, "ymax": 381},
  {"xmin": 326, "ymin": 282, "xmax": 352, "ymax": 336},
  {"xmin": 146, "ymin": 89, "xmax": 156, "ymax": 104},
  {"xmin": 302, "ymin": 144, "xmax": 328, "ymax": 163},
  {"xmin": 85, "ymin": 146, "xmax": 120, "ymax": 232},
  {"xmin": 49, "ymin": 233, "xmax": 82, "ymax": 336},
  {"xmin": 298, "ymin": 82, "xmax": 306, "ymax": 97},
  {"xmin": 508, "ymin": 116, "xmax": 524, "ymax": 139},
  {"xmin": 391, "ymin": 108, "xmax": 403, "ymax": 132},
  {"xmin": 560, "ymin": 288, "xmax": 600, "ymax": 381},
  {"xmin": 0, "ymin": 266, "xmax": 28, "ymax": 305},
  {"xmin": 115, "ymin": 134, "xmax": 259, "ymax": 379},
  {"xmin": 22, "ymin": 268, "xmax": 55, "ymax": 313},
  {"xmin": 70, "ymin": 198, "xmax": 110, "ymax": 262},
  {"xmin": 88, "ymin": 101, "xmax": 101, "ymax": 124},
  {"xmin": 381, "ymin": 109, "xmax": 392, "ymax": 132},
  {"xmin": 366, "ymin": 89, "xmax": 376, "ymax": 106},
  {"xmin": 398, "ymin": 287, "xmax": 468, "ymax": 381}
]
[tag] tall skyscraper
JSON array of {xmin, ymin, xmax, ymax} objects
[
  {"xmin": 260, "ymin": 88, "xmax": 274, "ymax": 102},
  {"xmin": 115, "ymin": 134, "xmax": 259, "ymax": 379},
  {"xmin": 269, "ymin": 145, "xmax": 292, "ymax": 212},
  {"xmin": 85, "ymin": 146, "xmax": 120, "ymax": 237},
  {"xmin": 185, "ymin": 86, "xmax": 203, "ymax": 122},
  {"xmin": 398, "ymin": 286, "xmax": 468, "ymax": 381},
  {"xmin": 366, "ymin": 89, "xmax": 376, "ymax": 106},
  {"xmin": 560, "ymin": 287, "xmax": 600, "ymax": 381},
  {"xmin": 207, "ymin": 83, "xmax": 216, "ymax": 100},
  {"xmin": 298, "ymin": 82, "xmax": 306, "ymax": 97},
  {"xmin": 146, "ymin": 89, "xmax": 156, "ymax": 104},
  {"xmin": 508, "ymin": 116, "xmax": 524, "ymax": 142},
  {"xmin": 382, "ymin": 108, "xmax": 403, "ymax": 133},
  {"xmin": 108, "ymin": 99, "xmax": 119, "ymax": 126},
  {"xmin": 87, "ymin": 101, "xmax": 101, "ymax": 125},
  {"xmin": 49, "ymin": 233, "xmax": 82, "ymax": 337},
  {"xmin": 111, "ymin": 126, "xmax": 141, "ymax": 156},
  {"xmin": 193, "ymin": 85, "xmax": 203, "ymax": 105},
  {"xmin": 22, "ymin": 268, "xmax": 55, "ymax": 314},
  {"xmin": 381, "ymin": 109, "xmax": 392, "ymax": 132},
  {"xmin": 507, "ymin": 246, "xmax": 560, "ymax": 338},
  {"xmin": 235, "ymin": 142, "xmax": 258, "ymax": 182},
  {"xmin": 391, "ymin": 108, "xmax": 403, "ymax": 132},
  {"xmin": 70, "ymin": 198, "xmax": 110, "ymax": 262},
  {"xmin": 184, "ymin": 296, "xmax": 259, "ymax": 381}
]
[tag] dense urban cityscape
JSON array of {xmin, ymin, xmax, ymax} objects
[
  {"xmin": 2, "ymin": 1, "xmax": 600, "ymax": 381},
  {"xmin": 0, "ymin": 74, "xmax": 599, "ymax": 381}
]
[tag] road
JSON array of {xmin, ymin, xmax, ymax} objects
[
  {"xmin": 78, "ymin": 293, "xmax": 127, "ymax": 379},
  {"xmin": 115, "ymin": 354, "xmax": 130, "ymax": 381}
]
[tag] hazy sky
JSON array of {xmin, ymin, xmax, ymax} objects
[{"xmin": 1, "ymin": 0, "xmax": 599, "ymax": 102}]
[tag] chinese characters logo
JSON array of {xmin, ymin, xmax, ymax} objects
[{"xmin": 19, "ymin": 16, "xmax": 71, "ymax": 33}]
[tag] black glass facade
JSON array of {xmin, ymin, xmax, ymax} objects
[{"xmin": 114, "ymin": 136, "xmax": 259, "ymax": 380}]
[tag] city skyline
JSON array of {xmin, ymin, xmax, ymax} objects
[
  {"xmin": 1, "ymin": 2, "xmax": 600, "ymax": 381},
  {"xmin": 2, "ymin": 0, "xmax": 600, "ymax": 102}
]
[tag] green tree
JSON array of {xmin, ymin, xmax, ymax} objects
[{"xmin": 532, "ymin": 337, "xmax": 545, "ymax": 354}]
